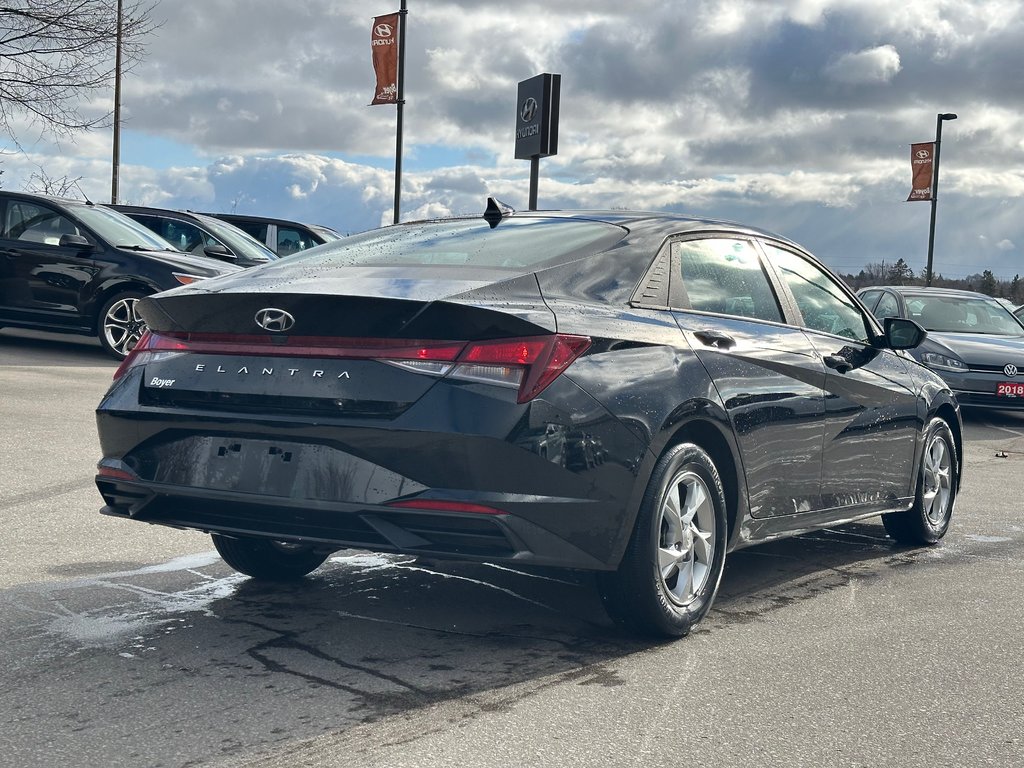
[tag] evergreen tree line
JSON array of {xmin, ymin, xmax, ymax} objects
[{"xmin": 841, "ymin": 258, "xmax": 1023, "ymax": 305}]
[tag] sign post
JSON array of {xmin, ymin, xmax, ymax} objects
[{"xmin": 515, "ymin": 74, "xmax": 561, "ymax": 210}]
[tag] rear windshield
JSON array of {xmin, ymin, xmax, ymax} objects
[{"xmin": 285, "ymin": 217, "xmax": 626, "ymax": 270}]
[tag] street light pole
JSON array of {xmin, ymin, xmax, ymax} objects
[
  {"xmin": 110, "ymin": 0, "xmax": 123, "ymax": 204},
  {"xmin": 925, "ymin": 112, "xmax": 957, "ymax": 287}
]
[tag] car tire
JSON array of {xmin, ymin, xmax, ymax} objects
[
  {"xmin": 598, "ymin": 442, "xmax": 728, "ymax": 638},
  {"xmin": 98, "ymin": 291, "xmax": 148, "ymax": 360},
  {"xmin": 212, "ymin": 534, "xmax": 330, "ymax": 580},
  {"xmin": 882, "ymin": 417, "xmax": 958, "ymax": 545}
]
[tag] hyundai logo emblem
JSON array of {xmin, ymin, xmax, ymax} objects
[
  {"xmin": 916, "ymin": 149, "xmax": 931, "ymax": 160},
  {"xmin": 254, "ymin": 308, "xmax": 295, "ymax": 332},
  {"xmin": 1005, "ymin": 364, "xmax": 1018, "ymax": 377},
  {"xmin": 521, "ymin": 97, "xmax": 538, "ymax": 123},
  {"xmin": 374, "ymin": 23, "xmax": 392, "ymax": 37}
]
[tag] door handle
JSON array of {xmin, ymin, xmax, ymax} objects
[
  {"xmin": 823, "ymin": 354, "xmax": 853, "ymax": 374},
  {"xmin": 693, "ymin": 330, "xmax": 736, "ymax": 349}
]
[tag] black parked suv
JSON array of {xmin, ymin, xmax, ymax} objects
[
  {"xmin": 0, "ymin": 192, "xmax": 241, "ymax": 359},
  {"xmin": 110, "ymin": 206, "xmax": 278, "ymax": 268},
  {"xmin": 203, "ymin": 212, "xmax": 341, "ymax": 256}
]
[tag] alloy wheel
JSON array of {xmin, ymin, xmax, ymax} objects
[
  {"xmin": 921, "ymin": 432, "xmax": 953, "ymax": 526},
  {"xmin": 103, "ymin": 297, "xmax": 146, "ymax": 357},
  {"xmin": 658, "ymin": 469, "xmax": 717, "ymax": 607}
]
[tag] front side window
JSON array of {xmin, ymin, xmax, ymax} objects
[
  {"xmin": 673, "ymin": 238, "xmax": 783, "ymax": 322},
  {"xmin": 2, "ymin": 201, "xmax": 80, "ymax": 245},
  {"xmin": 873, "ymin": 292, "xmax": 901, "ymax": 320},
  {"xmin": 766, "ymin": 244, "xmax": 872, "ymax": 343},
  {"xmin": 277, "ymin": 226, "xmax": 312, "ymax": 256},
  {"xmin": 159, "ymin": 219, "xmax": 211, "ymax": 253}
]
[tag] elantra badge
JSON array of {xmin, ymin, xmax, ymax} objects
[
  {"xmin": 1005, "ymin": 364, "xmax": 1018, "ymax": 377},
  {"xmin": 254, "ymin": 308, "xmax": 295, "ymax": 332}
]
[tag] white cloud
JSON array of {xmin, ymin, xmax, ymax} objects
[{"xmin": 825, "ymin": 45, "xmax": 902, "ymax": 84}]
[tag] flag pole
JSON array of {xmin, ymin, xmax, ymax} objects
[
  {"xmin": 925, "ymin": 112, "xmax": 957, "ymax": 287},
  {"xmin": 392, "ymin": 0, "xmax": 407, "ymax": 225}
]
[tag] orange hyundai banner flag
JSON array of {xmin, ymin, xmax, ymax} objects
[
  {"xmin": 370, "ymin": 13, "xmax": 400, "ymax": 105},
  {"xmin": 907, "ymin": 142, "xmax": 935, "ymax": 201}
]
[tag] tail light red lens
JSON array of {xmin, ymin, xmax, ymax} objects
[
  {"xmin": 111, "ymin": 330, "xmax": 591, "ymax": 402},
  {"xmin": 455, "ymin": 334, "xmax": 591, "ymax": 403}
]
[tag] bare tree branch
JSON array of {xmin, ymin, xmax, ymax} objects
[
  {"xmin": 23, "ymin": 161, "xmax": 83, "ymax": 196},
  {"xmin": 0, "ymin": 0, "xmax": 158, "ymax": 142}
]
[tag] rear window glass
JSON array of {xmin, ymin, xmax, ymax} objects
[
  {"xmin": 284, "ymin": 217, "xmax": 626, "ymax": 270},
  {"xmin": 674, "ymin": 238, "xmax": 783, "ymax": 322}
]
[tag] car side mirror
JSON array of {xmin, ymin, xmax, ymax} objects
[
  {"xmin": 203, "ymin": 243, "xmax": 237, "ymax": 263},
  {"xmin": 59, "ymin": 233, "xmax": 94, "ymax": 250},
  {"xmin": 884, "ymin": 317, "xmax": 927, "ymax": 350}
]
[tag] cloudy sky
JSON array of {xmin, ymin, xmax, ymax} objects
[{"xmin": 2, "ymin": 0, "xmax": 1023, "ymax": 279}]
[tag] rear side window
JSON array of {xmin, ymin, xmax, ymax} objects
[
  {"xmin": 232, "ymin": 220, "xmax": 268, "ymax": 243},
  {"xmin": 673, "ymin": 238, "xmax": 783, "ymax": 322},
  {"xmin": 766, "ymin": 245, "xmax": 872, "ymax": 342}
]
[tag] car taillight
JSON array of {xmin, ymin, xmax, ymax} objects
[
  {"xmin": 111, "ymin": 330, "xmax": 192, "ymax": 381},
  {"xmin": 452, "ymin": 335, "xmax": 591, "ymax": 403},
  {"xmin": 110, "ymin": 330, "xmax": 591, "ymax": 402}
]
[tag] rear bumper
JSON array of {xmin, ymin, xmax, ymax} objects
[{"xmin": 96, "ymin": 472, "xmax": 613, "ymax": 570}]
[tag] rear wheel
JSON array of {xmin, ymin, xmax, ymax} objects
[
  {"xmin": 599, "ymin": 443, "xmax": 728, "ymax": 638},
  {"xmin": 882, "ymin": 417, "xmax": 958, "ymax": 545},
  {"xmin": 98, "ymin": 291, "xmax": 148, "ymax": 360},
  {"xmin": 212, "ymin": 534, "xmax": 330, "ymax": 580}
]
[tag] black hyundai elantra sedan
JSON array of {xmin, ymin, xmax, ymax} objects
[{"xmin": 95, "ymin": 206, "xmax": 962, "ymax": 638}]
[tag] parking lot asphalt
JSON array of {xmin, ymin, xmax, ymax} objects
[{"xmin": 2, "ymin": 328, "xmax": 1022, "ymax": 768}]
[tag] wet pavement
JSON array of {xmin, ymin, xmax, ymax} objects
[{"xmin": 2, "ymin": 331, "xmax": 1023, "ymax": 767}]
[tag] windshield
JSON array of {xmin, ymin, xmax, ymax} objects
[
  {"xmin": 286, "ymin": 217, "xmax": 626, "ymax": 269},
  {"xmin": 75, "ymin": 206, "xmax": 178, "ymax": 251},
  {"xmin": 905, "ymin": 294, "xmax": 1024, "ymax": 334},
  {"xmin": 194, "ymin": 214, "xmax": 277, "ymax": 263}
]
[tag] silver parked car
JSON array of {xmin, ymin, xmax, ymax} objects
[{"xmin": 859, "ymin": 286, "xmax": 1024, "ymax": 408}]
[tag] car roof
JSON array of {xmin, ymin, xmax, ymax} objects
[
  {"xmin": 110, "ymin": 204, "xmax": 209, "ymax": 221},
  {"xmin": 861, "ymin": 285, "xmax": 993, "ymax": 299},
  {"xmin": 0, "ymin": 190, "xmax": 96, "ymax": 208},
  {"xmin": 202, "ymin": 212, "xmax": 325, "ymax": 229}
]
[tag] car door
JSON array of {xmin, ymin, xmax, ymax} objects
[
  {"xmin": 762, "ymin": 244, "xmax": 920, "ymax": 510},
  {"xmin": 667, "ymin": 235, "xmax": 827, "ymax": 517},
  {"xmin": 0, "ymin": 197, "xmax": 97, "ymax": 328}
]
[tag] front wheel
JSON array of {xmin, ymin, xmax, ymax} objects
[
  {"xmin": 599, "ymin": 443, "xmax": 729, "ymax": 638},
  {"xmin": 212, "ymin": 534, "xmax": 330, "ymax": 580},
  {"xmin": 98, "ymin": 291, "xmax": 148, "ymax": 360},
  {"xmin": 882, "ymin": 417, "xmax": 958, "ymax": 545}
]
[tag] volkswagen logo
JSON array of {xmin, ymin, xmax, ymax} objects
[
  {"xmin": 521, "ymin": 97, "xmax": 538, "ymax": 123},
  {"xmin": 1005, "ymin": 364, "xmax": 1018, "ymax": 377},
  {"xmin": 916, "ymin": 148, "xmax": 931, "ymax": 159},
  {"xmin": 374, "ymin": 23, "xmax": 393, "ymax": 38},
  {"xmin": 254, "ymin": 308, "xmax": 295, "ymax": 333}
]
